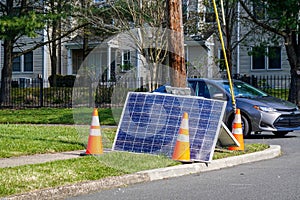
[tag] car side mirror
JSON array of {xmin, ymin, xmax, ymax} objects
[{"xmin": 212, "ymin": 93, "xmax": 227, "ymax": 100}]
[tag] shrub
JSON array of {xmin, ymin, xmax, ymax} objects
[{"xmin": 48, "ymin": 75, "xmax": 76, "ymax": 87}]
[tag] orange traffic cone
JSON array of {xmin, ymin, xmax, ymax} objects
[
  {"xmin": 228, "ymin": 108, "xmax": 245, "ymax": 151},
  {"xmin": 81, "ymin": 108, "xmax": 103, "ymax": 155},
  {"xmin": 172, "ymin": 112, "xmax": 191, "ymax": 162}
]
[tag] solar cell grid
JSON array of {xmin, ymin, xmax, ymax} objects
[{"xmin": 113, "ymin": 92, "xmax": 226, "ymax": 162}]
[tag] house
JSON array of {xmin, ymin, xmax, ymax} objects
[
  {"xmin": 64, "ymin": 29, "xmax": 216, "ymax": 88},
  {"xmin": 183, "ymin": 0, "xmax": 291, "ymax": 83},
  {"xmin": 0, "ymin": 34, "xmax": 51, "ymax": 87},
  {"xmin": 0, "ymin": 0, "xmax": 290, "ymax": 89}
]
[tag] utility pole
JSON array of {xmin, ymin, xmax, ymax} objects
[{"xmin": 167, "ymin": 0, "xmax": 186, "ymax": 88}]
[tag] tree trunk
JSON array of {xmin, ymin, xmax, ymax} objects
[
  {"xmin": 285, "ymin": 34, "xmax": 300, "ymax": 106},
  {"xmin": 167, "ymin": 0, "xmax": 186, "ymax": 88},
  {"xmin": 289, "ymin": 69, "xmax": 299, "ymax": 105},
  {"xmin": 50, "ymin": 13, "xmax": 58, "ymax": 87},
  {"xmin": 0, "ymin": 40, "xmax": 14, "ymax": 105},
  {"xmin": 51, "ymin": 40, "xmax": 58, "ymax": 86}
]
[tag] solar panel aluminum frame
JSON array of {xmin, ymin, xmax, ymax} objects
[{"xmin": 112, "ymin": 92, "xmax": 227, "ymax": 163}]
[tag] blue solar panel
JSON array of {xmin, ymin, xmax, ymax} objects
[{"xmin": 112, "ymin": 92, "xmax": 226, "ymax": 162}]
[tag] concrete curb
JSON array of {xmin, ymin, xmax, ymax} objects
[
  {"xmin": 139, "ymin": 145, "xmax": 281, "ymax": 181},
  {"xmin": 4, "ymin": 145, "xmax": 281, "ymax": 200}
]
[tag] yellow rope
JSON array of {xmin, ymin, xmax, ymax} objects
[{"xmin": 212, "ymin": 0, "xmax": 236, "ymax": 110}]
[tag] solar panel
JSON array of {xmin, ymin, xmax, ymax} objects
[
  {"xmin": 218, "ymin": 122, "xmax": 240, "ymax": 147},
  {"xmin": 112, "ymin": 92, "xmax": 227, "ymax": 162}
]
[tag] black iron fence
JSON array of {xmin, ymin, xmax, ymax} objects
[
  {"xmin": 0, "ymin": 76, "xmax": 146, "ymax": 108},
  {"xmin": 236, "ymin": 75, "xmax": 291, "ymax": 100},
  {"xmin": 0, "ymin": 75, "xmax": 292, "ymax": 108},
  {"xmin": 0, "ymin": 79, "xmax": 116, "ymax": 108}
]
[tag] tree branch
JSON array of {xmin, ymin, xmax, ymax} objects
[
  {"xmin": 238, "ymin": 0, "xmax": 286, "ymax": 37},
  {"xmin": 13, "ymin": 23, "xmax": 89, "ymax": 58}
]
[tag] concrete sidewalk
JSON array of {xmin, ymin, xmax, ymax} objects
[
  {"xmin": 3, "ymin": 145, "xmax": 281, "ymax": 200},
  {"xmin": 0, "ymin": 150, "xmax": 84, "ymax": 168}
]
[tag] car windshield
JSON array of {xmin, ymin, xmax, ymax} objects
[{"xmin": 217, "ymin": 81, "xmax": 268, "ymax": 98}]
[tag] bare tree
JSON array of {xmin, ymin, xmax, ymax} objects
[{"xmin": 109, "ymin": 0, "xmax": 170, "ymax": 90}]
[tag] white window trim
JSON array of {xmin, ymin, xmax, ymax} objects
[
  {"xmin": 12, "ymin": 55, "xmax": 25, "ymax": 73},
  {"xmin": 250, "ymin": 46, "xmax": 282, "ymax": 71},
  {"xmin": 121, "ymin": 50, "xmax": 131, "ymax": 72},
  {"xmin": 12, "ymin": 52, "xmax": 34, "ymax": 73},
  {"xmin": 12, "ymin": 56, "xmax": 23, "ymax": 73},
  {"xmin": 218, "ymin": 49, "xmax": 227, "ymax": 72}
]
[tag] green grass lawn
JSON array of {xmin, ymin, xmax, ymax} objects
[
  {"xmin": 0, "ymin": 143, "xmax": 269, "ymax": 198},
  {"xmin": 0, "ymin": 124, "xmax": 117, "ymax": 158},
  {"xmin": 0, "ymin": 153, "xmax": 178, "ymax": 197},
  {"xmin": 0, "ymin": 108, "xmax": 269, "ymax": 198},
  {"xmin": 0, "ymin": 108, "xmax": 117, "ymax": 125}
]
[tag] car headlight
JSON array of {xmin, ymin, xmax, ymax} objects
[{"xmin": 253, "ymin": 105, "xmax": 277, "ymax": 112}]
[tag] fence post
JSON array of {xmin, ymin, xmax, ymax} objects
[
  {"xmin": 39, "ymin": 76, "xmax": 43, "ymax": 107},
  {"xmin": 251, "ymin": 75, "xmax": 257, "ymax": 88}
]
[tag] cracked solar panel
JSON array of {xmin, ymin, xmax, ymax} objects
[{"xmin": 112, "ymin": 92, "xmax": 226, "ymax": 162}]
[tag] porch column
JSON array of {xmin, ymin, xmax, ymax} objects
[
  {"xmin": 206, "ymin": 41, "xmax": 215, "ymax": 78},
  {"xmin": 67, "ymin": 49, "xmax": 72, "ymax": 75},
  {"xmin": 107, "ymin": 45, "xmax": 111, "ymax": 81},
  {"xmin": 136, "ymin": 49, "xmax": 140, "ymax": 88}
]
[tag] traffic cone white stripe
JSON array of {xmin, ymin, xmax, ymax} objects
[
  {"xmin": 234, "ymin": 115, "xmax": 242, "ymax": 123},
  {"xmin": 176, "ymin": 134, "xmax": 189, "ymax": 142},
  {"xmin": 91, "ymin": 116, "xmax": 100, "ymax": 126},
  {"xmin": 233, "ymin": 128, "xmax": 243, "ymax": 135},
  {"xmin": 90, "ymin": 128, "xmax": 101, "ymax": 136},
  {"xmin": 180, "ymin": 119, "xmax": 189, "ymax": 130}
]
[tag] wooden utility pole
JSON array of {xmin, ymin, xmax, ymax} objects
[{"xmin": 167, "ymin": 0, "xmax": 186, "ymax": 88}]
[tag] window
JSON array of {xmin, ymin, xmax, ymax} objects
[
  {"xmin": 12, "ymin": 52, "xmax": 33, "ymax": 72},
  {"xmin": 218, "ymin": 49, "xmax": 226, "ymax": 71},
  {"xmin": 182, "ymin": 0, "xmax": 189, "ymax": 21},
  {"xmin": 206, "ymin": 83, "xmax": 226, "ymax": 100},
  {"xmin": 24, "ymin": 52, "xmax": 33, "ymax": 72},
  {"xmin": 252, "ymin": 1, "xmax": 266, "ymax": 20},
  {"xmin": 252, "ymin": 1, "xmax": 280, "ymax": 20},
  {"xmin": 268, "ymin": 47, "xmax": 281, "ymax": 69},
  {"xmin": 13, "ymin": 56, "xmax": 21, "ymax": 72},
  {"xmin": 251, "ymin": 46, "xmax": 281, "ymax": 70},
  {"xmin": 190, "ymin": 80, "xmax": 226, "ymax": 100},
  {"xmin": 121, "ymin": 50, "xmax": 132, "ymax": 71},
  {"xmin": 123, "ymin": 50, "xmax": 130, "ymax": 65},
  {"xmin": 72, "ymin": 49, "xmax": 84, "ymax": 74},
  {"xmin": 205, "ymin": 2, "xmax": 215, "ymax": 23},
  {"xmin": 252, "ymin": 46, "xmax": 265, "ymax": 70}
]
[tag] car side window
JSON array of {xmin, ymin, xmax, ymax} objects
[
  {"xmin": 206, "ymin": 83, "xmax": 227, "ymax": 100},
  {"xmin": 188, "ymin": 81, "xmax": 197, "ymax": 96},
  {"xmin": 194, "ymin": 81, "xmax": 210, "ymax": 98}
]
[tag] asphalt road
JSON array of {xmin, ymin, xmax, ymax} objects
[{"xmin": 69, "ymin": 131, "xmax": 300, "ymax": 200}]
